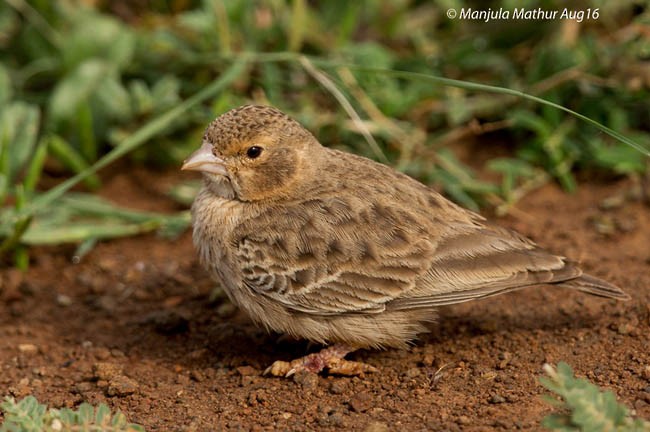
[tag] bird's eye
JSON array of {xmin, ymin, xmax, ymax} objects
[{"xmin": 246, "ymin": 146, "xmax": 263, "ymax": 159}]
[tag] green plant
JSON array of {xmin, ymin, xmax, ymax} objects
[
  {"xmin": 0, "ymin": 396, "xmax": 144, "ymax": 432},
  {"xmin": 541, "ymin": 362, "xmax": 650, "ymax": 432}
]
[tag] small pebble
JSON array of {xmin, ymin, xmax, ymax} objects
[
  {"xmin": 56, "ymin": 294, "xmax": 72, "ymax": 307},
  {"xmin": 247, "ymin": 389, "xmax": 267, "ymax": 405},
  {"xmin": 329, "ymin": 380, "xmax": 347, "ymax": 395},
  {"xmin": 293, "ymin": 370, "xmax": 319, "ymax": 390},
  {"xmin": 93, "ymin": 362, "xmax": 123, "ymax": 381},
  {"xmin": 110, "ymin": 349, "xmax": 125, "ymax": 358},
  {"xmin": 364, "ymin": 421, "xmax": 389, "ymax": 432},
  {"xmin": 75, "ymin": 382, "xmax": 94, "ymax": 393},
  {"xmin": 18, "ymin": 344, "xmax": 38, "ymax": 355},
  {"xmin": 241, "ymin": 375, "xmax": 262, "ymax": 386},
  {"xmin": 405, "ymin": 367, "xmax": 421, "ymax": 378},
  {"xmin": 643, "ymin": 391, "xmax": 650, "ymax": 404},
  {"xmin": 421, "ymin": 348, "xmax": 435, "ymax": 367},
  {"xmin": 642, "ymin": 365, "xmax": 650, "ymax": 381},
  {"xmin": 190, "ymin": 370, "xmax": 205, "ymax": 382},
  {"xmin": 9, "ymin": 383, "xmax": 31, "ymax": 398},
  {"xmin": 328, "ymin": 411, "xmax": 347, "ymax": 427},
  {"xmin": 236, "ymin": 365, "xmax": 259, "ymax": 376},
  {"xmin": 95, "ymin": 295, "xmax": 117, "ymax": 312},
  {"xmin": 350, "ymin": 391, "xmax": 373, "ymax": 413},
  {"xmin": 498, "ymin": 351, "xmax": 512, "ymax": 369},
  {"xmin": 107, "ymin": 375, "xmax": 138, "ymax": 397},
  {"xmin": 489, "ymin": 394, "xmax": 506, "ymax": 404},
  {"xmin": 617, "ymin": 319, "xmax": 638, "ymax": 335},
  {"xmin": 93, "ymin": 347, "xmax": 112, "ymax": 360}
]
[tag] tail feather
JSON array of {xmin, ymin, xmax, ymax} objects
[{"xmin": 556, "ymin": 273, "xmax": 630, "ymax": 300}]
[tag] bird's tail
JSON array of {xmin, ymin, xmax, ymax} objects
[{"xmin": 556, "ymin": 273, "xmax": 630, "ymax": 300}]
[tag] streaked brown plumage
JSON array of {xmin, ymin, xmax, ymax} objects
[{"xmin": 183, "ymin": 105, "xmax": 629, "ymax": 376}]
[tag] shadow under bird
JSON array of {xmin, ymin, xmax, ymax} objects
[{"xmin": 182, "ymin": 105, "xmax": 629, "ymax": 377}]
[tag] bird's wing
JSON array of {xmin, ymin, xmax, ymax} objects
[
  {"xmin": 387, "ymin": 223, "xmax": 583, "ymax": 310},
  {"xmin": 233, "ymin": 196, "xmax": 437, "ymax": 315}
]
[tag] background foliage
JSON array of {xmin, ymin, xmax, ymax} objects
[
  {"xmin": 1, "ymin": 0, "xmax": 649, "ymax": 268},
  {"xmin": 541, "ymin": 362, "xmax": 650, "ymax": 432}
]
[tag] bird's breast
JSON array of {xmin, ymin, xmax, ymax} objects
[{"xmin": 191, "ymin": 191, "xmax": 245, "ymax": 287}]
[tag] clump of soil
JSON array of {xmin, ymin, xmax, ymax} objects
[{"xmin": 1, "ymin": 168, "xmax": 649, "ymax": 431}]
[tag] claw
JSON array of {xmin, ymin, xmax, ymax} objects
[
  {"xmin": 263, "ymin": 360, "xmax": 292, "ymax": 377},
  {"xmin": 262, "ymin": 344, "xmax": 377, "ymax": 378},
  {"xmin": 328, "ymin": 360, "xmax": 378, "ymax": 376}
]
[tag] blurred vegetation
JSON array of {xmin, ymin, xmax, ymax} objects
[
  {"xmin": 541, "ymin": 362, "xmax": 650, "ymax": 431},
  {"xmin": 1, "ymin": 0, "xmax": 649, "ymax": 268},
  {"xmin": 1, "ymin": 395, "xmax": 145, "ymax": 431}
]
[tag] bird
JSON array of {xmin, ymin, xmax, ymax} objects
[{"xmin": 182, "ymin": 105, "xmax": 629, "ymax": 377}]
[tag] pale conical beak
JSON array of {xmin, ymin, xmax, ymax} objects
[{"xmin": 181, "ymin": 142, "xmax": 227, "ymax": 176}]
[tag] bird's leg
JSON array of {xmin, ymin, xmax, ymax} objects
[{"xmin": 263, "ymin": 344, "xmax": 378, "ymax": 377}]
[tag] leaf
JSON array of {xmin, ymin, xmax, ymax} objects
[
  {"xmin": 540, "ymin": 362, "xmax": 650, "ymax": 431},
  {"xmin": 77, "ymin": 402, "xmax": 94, "ymax": 424},
  {"xmin": 57, "ymin": 407, "xmax": 76, "ymax": 424},
  {"xmin": 0, "ymin": 64, "xmax": 11, "ymax": 106},
  {"xmin": 487, "ymin": 158, "xmax": 537, "ymax": 182},
  {"xmin": 0, "ymin": 102, "xmax": 41, "ymax": 183},
  {"xmin": 510, "ymin": 110, "xmax": 551, "ymax": 137},
  {"xmin": 129, "ymin": 80, "xmax": 154, "ymax": 114},
  {"xmin": 94, "ymin": 75, "xmax": 133, "ymax": 121},
  {"xmin": 593, "ymin": 143, "xmax": 646, "ymax": 174},
  {"xmin": 23, "ymin": 136, "xmax": 49, "ymax": 193},
  {"xmin": 152, "ymin": 76, "xmax": 181, "ymax": 110},
  {"xmin": 47, "ymin": 134, "xmax": 101, "ymax": 189},
  {"xmin": 48, "ymin": 59, "xmax": 113, "ymax": 124},
  {"xmin": 167, "ymin": 180, "xmax": 201, "ymax": 206},
  {"xmin": 0, "ymin": 396, "xmax": 146, "ymax": 431},
  {"xmin": 61, "ymin": 8, "xmax": 135, "ymax": 71},
  {"xmin": 95, "ymin": 403, "xmax": 111, "ymax": 425},
  {"xmin": 111, "ymin": 411, "xmax": 128, "ymax": 428}
]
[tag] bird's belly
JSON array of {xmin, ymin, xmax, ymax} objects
[{"xmin": 191, "ymin": 193, "xmax": 430, "ymax": 349}]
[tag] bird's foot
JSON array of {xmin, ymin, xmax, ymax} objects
[{"xmin": 263, "ymin": 344, "xmax": 378, "ymax": 377}]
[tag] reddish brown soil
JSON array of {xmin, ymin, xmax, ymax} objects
[{"xmin": 1, "ymin": 167, "xmax": 649, "ymax": 431}]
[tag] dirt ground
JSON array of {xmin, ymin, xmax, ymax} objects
[{"xmin": 1, "ymin": 161, "xmax": 649, "ymax": 431}]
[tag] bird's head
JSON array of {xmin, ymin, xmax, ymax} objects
[{"xmin": 182, "ymin": 105, "xmax": 321, "ymax": 201}]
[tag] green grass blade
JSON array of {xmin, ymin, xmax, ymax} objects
[
  {"xmin": 47, "ymin": 134, "xmax": 101, "ymax": 190},
  {"xmin": 60, "ymin": 193, "xmax": 179, "ymax": 222},
  {"xmin": 213, "ymin": 0, "xmax": 232, "ymax": 55},
  {"xmin": 16, "ymin": 59, "xmax": 247, "ymax": 223},
  {"xmin": 4, "ymin": 0, "xmax": 62, "ymax": 48},
  {"xmin": 23, "ymin": 136, "xmax": 49, "ymax": 193},
  {"xmin": 0, "ymin": 128, "xmax": 9, "ymax": 204},
  {"xmin": 288, "ymin": 0, "xmax": 307, "ymax": 52},
  {"xmin": 0, "ymin": 185, "xmax": 32, "ymax": 255},
  {"xmin": 300, "ymin": 56, "xmax": 389, "ymax": 163},
  {"xmin": 21, "ymin": 221, "xmax": 159, "ymax": 245},
  {"xmin": 318, "ymin": 63, "xmax": 650, "ymax": 158},
  {"xmin": 77, "ymin": 103, "xmax": 97, "ymax": 162}
]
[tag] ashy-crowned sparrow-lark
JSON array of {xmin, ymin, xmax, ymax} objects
[{"xmin": 183, "ymin": 105, "xmax": 629, "ymax": 377}]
